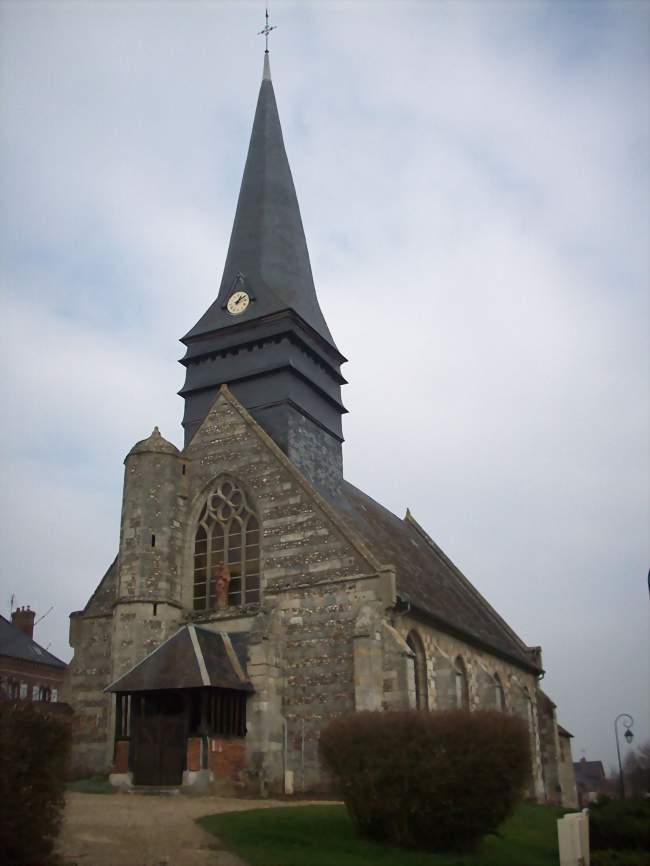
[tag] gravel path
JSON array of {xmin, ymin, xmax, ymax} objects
[{"xmin": 58, "ymin": 791, "xmax": 315, "ymax": 866}]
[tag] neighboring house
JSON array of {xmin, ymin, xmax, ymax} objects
[
  {"xmin": 0, "ymin": 608, "xmax": 67, "ymax": 704},
  {"xmin": 574, "ymin": 757, "xmax": 607, "ymax": 805},
  {"xmin": 65, "ymin": 49, "xmax": 572, "ymax": 797}
]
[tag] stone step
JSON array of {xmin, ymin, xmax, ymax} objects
[{"xmin": 129, "ymin": 786, "xmax": 180, "ymax": 796}]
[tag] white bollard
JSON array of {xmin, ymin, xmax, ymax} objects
[
  {"xmin": 557, "ymin": 810, "xmax": 590, "ymax": 866},
  {"xmin": 581, "ymin": 809, "xmax": 590, "ymax": 866}
]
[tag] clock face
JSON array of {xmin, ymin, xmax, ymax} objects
[{"xmin": 227, "ymin": 290, "xmax": 250, "ymax": 315}]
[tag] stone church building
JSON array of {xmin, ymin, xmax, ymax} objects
[{"xmin": 65, "ymin": 51, "xmax": 575, "ymax": 804}]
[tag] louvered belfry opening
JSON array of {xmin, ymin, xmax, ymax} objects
[{"xmin": 193, "ymin": 477, "xmax": 261, "ymax": 610}]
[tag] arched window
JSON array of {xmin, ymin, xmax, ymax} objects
[
  {"xmin": 494, "ymin": 673, "xmax": 506, "ymax": 711},
  {"xmin": 406, "ymin": 630, "xmax": 428, "ymax": 710},
  {"xmin": 455, "ymin": 656, "xmax": 470, "ymax": 710},
  {"xmin": 193, "ymin": 477, "xmax": 260, "ymax": 610}
]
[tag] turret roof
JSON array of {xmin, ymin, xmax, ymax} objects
[{"xmin": 127, "ymin": 426, "xmax": 180, "ymax": 458}]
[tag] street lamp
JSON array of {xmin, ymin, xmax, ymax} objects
[{"xmin": 614, "ymin": 713, "xmax": 634, "ymax": 799}]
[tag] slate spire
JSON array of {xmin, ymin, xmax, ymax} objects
[
  {"xmin": 182, "ymin": 52, "xmax": 335, "ymax": 348},
  {"xmin": 180, "ymin": 51, "xmax": 347, "ymax": 497}
]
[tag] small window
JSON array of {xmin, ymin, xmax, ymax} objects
[
  {"xmin": 51, "ymin": 688, "xmax": 58, "ymax": 703},
  {"xmin": 19, "ymin": 682, "xmax": 28, "ymax": 700},
  {"xmin": 455, "ymin": 657, "xmax": 470, "ymax": 710},
  {"xmin": 32, "ymin": 685, "xmax": 39, "ymax": 701},
  {"xmin": 151, "ymin": 534, "xmax": 156, "ymax": 547},
  {"xmin": 494, "ymin": 673, "xmax": 506, "ymax": 711},
  {"xmin": 406, "ymin": 630, "xmax": 428, "ymax": 710}
]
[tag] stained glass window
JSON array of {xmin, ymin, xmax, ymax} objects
[{"xmin": 193, "ymin": 478, "xmax": 260, "ymax": 610}]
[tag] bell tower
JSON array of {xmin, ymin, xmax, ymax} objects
[{"xmin": 179, "ymin": 51, "xmax": 347, "ymax": 496}]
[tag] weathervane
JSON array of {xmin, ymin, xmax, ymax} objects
[{"xmin": 258, "ymin": 5, "xmax": 276, "ymax": 53}]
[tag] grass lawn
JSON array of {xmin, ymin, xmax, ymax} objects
[{"xmin": 198, "ymin": 802, "xmax": 565, "ymax": 866}]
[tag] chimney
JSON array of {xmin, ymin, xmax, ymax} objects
[{"xmin": 11, "ymin": 606, "xmax": 36, "ymax": 640}]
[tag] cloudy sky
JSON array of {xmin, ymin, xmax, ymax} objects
[{"xmin": 1, "ymin": 0, "xmax": 647, "ymax": 770}]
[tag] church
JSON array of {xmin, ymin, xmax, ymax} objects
[{"xmin": 64, "ymin": 48, "xmax": 576, "ymax": 804}]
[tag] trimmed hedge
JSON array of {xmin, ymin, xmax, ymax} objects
[
  {"xmin": 0, "ymin": 700, "xmax": 71, "ymax": 866},
  {"xmin": 319, "ymin": 709, "xmax": 530, "ymax": 852},
  {"xmin": 589, "ymin": 797, "xmax": 650, "ymax": 853},
  {"xmin": 591, "ymin": 851, "xmax": 650, "ymax": 866}
]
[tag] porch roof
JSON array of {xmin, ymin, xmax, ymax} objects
[{"xmin": 105, "ymin": 625, "xmax": 253, "ymax": 694}]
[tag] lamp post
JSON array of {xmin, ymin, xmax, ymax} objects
[{"xmin": 614, "ymin": 713, "xmax": 634, "ymax": 799}]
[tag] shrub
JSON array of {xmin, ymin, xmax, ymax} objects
[
  {"xmin": 319, "ymin": 709, "xmax": 530, "ymax": 851},
  {"xmin": 0, "ymin": 700, "xmax": 71, "ymax": 865},
  {"xmin": 589, "ymin": 797, "xmax": 650, "ymax": 853},
  {"xmin": 591, "ymin": 850, "xmax": 650, "ymax": 866}
]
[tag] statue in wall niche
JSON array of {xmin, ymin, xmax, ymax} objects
[{"xmin": 215, "ymin": 563, "xmax": 231, "ymax": 609}]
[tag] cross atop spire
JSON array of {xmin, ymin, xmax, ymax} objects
[{"xmin": 258, "ymin": 6, "xmax": 276, "ymax": 54}]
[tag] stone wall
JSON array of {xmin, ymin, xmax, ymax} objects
[
  {"xmin": 558, "ymin": 733, "xmax": 579, "ymax": 808},
  {"xmin": 65, "ymin": 558, "xmax": 118, "ymax": 774},
  {"xmin": 285, "ymin": 408, "xmax": 343, "ymax": 498},
  {"xmin": 118, "ymin": 445, "xmax": 186, "ymax": 605},
  {"xmin": 537, "ymin": 691, "xmax": 562, "ymax": 804}
]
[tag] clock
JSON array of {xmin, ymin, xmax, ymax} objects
[{"xmin": 227, "ymin": 290, "xmax": 250, "ymax": 315}]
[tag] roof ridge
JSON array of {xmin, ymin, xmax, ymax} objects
[
  {"xmin": 403, "ymin": 508, "xmax": 537, "ymax": 664},
  {"xmin": 336, "ymin": 483, "xmax": 539, "ymax": 672}
]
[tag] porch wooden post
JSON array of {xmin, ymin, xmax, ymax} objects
[{"xmin": 115, "ymin": 693, "xmax": 123, "ymax": 740}]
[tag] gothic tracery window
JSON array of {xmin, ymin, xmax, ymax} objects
[{"xmin": 193, "ymin": 477, "xmax": 260, "ymax": 611}]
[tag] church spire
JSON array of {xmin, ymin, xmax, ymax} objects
[
  {"xmin": 179, "ymin": 44, "xmax": 347, "ymax": 495},
  {"xmin": 183, "ymin": 19, "xmax": 334, "ymax": 348}
]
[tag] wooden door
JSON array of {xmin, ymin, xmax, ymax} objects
[{"xmin": 132, "ymin": 712, "xmax": 185, "ymax": 786}]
